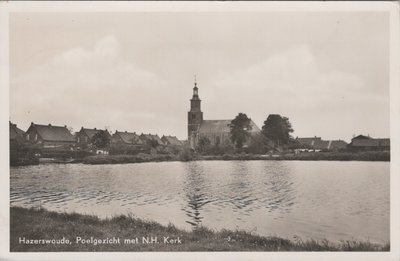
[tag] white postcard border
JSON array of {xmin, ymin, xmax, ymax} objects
[{"xmin": 0, "ymin": 1, "xmax": 399, "ymax": 261}]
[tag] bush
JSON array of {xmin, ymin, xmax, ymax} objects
[{"xmin": 179, "ymin": 147, "xmax": 194, "ymax": 161}]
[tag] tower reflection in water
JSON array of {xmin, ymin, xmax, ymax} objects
[
  {"xmin": 182, "ymin": 162, "xmax": 210, "ymax": 227},
  {"xmin": 181, "ymin": 161, "xmax": 296, "ymax": 228}
]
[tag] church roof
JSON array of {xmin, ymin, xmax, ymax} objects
[{"xmin": 199, "ymin": 119, "xmax": 261, "ymax": 134}]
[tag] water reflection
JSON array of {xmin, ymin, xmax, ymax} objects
[
  {"xmin": 261, "ymin": 162, "xmax": 296, "ymax": 214},
  {"xmin": 10, "ymin": 161, "xmax": 390, "ymax": 243},
  {"xmin": 228, "ymin": 162, "xmax": 253, "ymax": 211},
  {"xmin": 180, "ymin": 161, "xmax": 296, "ymax": 227},
  {"xmin": 182, "ymin": 162, "xmax": 208, "ymax": 227}
]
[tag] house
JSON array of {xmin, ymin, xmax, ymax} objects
[
  {"xmin": 110, "ymin": 130, "xmax": 145, "ymax": 154},
  {"xmin": 313, "ymin": 140, "xmax": 330, "ymax": 151},
  {"xmin": 9, "ymin": 121, "xmax": 25, "ymax": 148},
  {"xmin": 24, "ymin": 122, "xmax": 75, "ymax": 156},
  {"xmin": 187, "ymin": 81, "xmax": 261, "ymax": 148},
  {"xmin": 10, "ymin": 121, "xmax": 26, "ymax": 161},
  {"xmin": 296, "ymin": 137, "xmax": 322, "ymax": 148},
  {"xmin": 140, "ymin": 133, "xmax": 164, "ymax": 147},
  {"xmin": 75, "ymin": 127, "xmax": 111, "ymax": 150},
  {"xmin": 329, "ymin": 140, "xmax": 348, "ymax": 151},
  {"xmin": 296, "ymin": 137, "xmax": 348, "ymax": 151},
  {"xmin": 161, "ymin": 135, "xmax": 183, "ymax": 146},
  {"xmin": 348, "ymin": 135, "xmax": 390, "ymax": 151},
  {"xmin": 112, "ymin": 130, "xmax": 143, "ymax": 145},
  {"xmin": 10, "ymin": 122, "xmax": 40, "ymax": 165}
]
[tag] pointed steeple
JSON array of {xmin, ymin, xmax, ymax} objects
[
  {"xmin": 192, "ymin": 76, "xmax": 200, "ymax": 100},
  {"xmin": 188, "ymin": 77, "xmax": 203, "ymax": 148}
]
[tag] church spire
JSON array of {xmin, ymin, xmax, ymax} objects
[
  {"xmin": 192, "ymin": 75, "xmax": 199, "ymax": 99},
  {"xmin": 188, "ymin": 77, "xmax": 203, "ymax": 149}
]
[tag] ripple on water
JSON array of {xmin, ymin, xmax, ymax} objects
[{"xmin": 10, "ymin": 161, "xmax": 390, "ymax": 243}]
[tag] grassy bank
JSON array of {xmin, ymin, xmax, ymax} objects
[
  {"xmin": 207, "ymin": 151, "xmax": 390, "ymax": 162},
  {"xmin": 10, "ymin": 207, "xmax": 389, "ymax": 252},
  {"xmin": 279, "ymin": 151, "xmax": 390, "ymax": 161},
  {"xmin": 82, "ymin": 151, "xmax": 389, "ymax": 165}
]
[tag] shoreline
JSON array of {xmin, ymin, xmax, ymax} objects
[
  {"xmin": 10, "ymin": 206, "xmax": 389, "ymax": 252},
  {"xmin": 10, "ymin": 151, "xmax": 390, "ymax": 167},
  {"xmin": 81, "ymin": 151, "xmax": 390, "ymax": 165}
]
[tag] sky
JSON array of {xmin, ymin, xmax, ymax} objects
[{"xmin": 9, "ymin": 11, "xmax": 390, "ymax": 142}]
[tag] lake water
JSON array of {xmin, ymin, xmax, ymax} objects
[{"xmin": 10, "ymin": 160, "xmax": 389, "ymax": 243}]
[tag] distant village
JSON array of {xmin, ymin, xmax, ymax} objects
[
  {"xmin": 9, "ymin": 119, "xmax": 390, "ymax": 165},
  {"xmin": 10, "ymin": 121, "xmax": 185, "ymax": 163},
  {"xmin": 9, "ymin": 82, "xmax": 390, "ymax": 165}
]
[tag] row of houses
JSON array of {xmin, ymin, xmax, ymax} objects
[
  {"xmin": 296, "ymin": 135, "xmax": 390, "ymax": 152},
  {"xmin": 10, "ymin": 121, "xmax": 184, "ymax": 157}
]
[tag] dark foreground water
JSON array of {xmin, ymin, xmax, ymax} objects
[{"xmin": 10, "ymin": 160, "xmax": 389, "ymax": 243}]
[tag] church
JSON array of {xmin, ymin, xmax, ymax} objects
[{"xmin": 188, "ymin": 81, "xmax": 261, "ymax": 149}]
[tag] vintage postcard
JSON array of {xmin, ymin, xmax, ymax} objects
[{"xmin": 0, "ymin": 1, "xmax": 399, "ymax": 261}]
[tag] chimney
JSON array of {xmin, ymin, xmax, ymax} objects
[
  {"xmin": 48, "ymin": 124, "xmax": 52, "ymax": 126},
  {"xmin": 125, "ymin": 131, "xmax": 127, "ymax": 133},
  {"xmin": 31, "ymin": 122, "xmax": 34, "ymax": 126},
  {"xmin": 94, "ymin": 128, "xmax": 97, "ymax": 130},
  {"xmin": 64, "ymin": 125, "xmax": 67, "ymax": 128}
]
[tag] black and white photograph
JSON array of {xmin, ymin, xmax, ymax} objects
[{"xmin": 1, "ymin": 1, "xmax": 399, "ymax": 260}]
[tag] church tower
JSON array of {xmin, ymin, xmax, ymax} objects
[{"xmin": 188, "ymin": 81, "xmax": 203, "ymax": 148}]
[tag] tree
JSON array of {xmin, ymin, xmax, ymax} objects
[
  {"xmin": 197, "ymin": 136, "xmax": 211, "ymax": 154},
  {"xmin": 230, "ymin": 113, "xmax": 252, "ymax": 149},
  {"xmin": 247, "ymin": 133, "xmax": 271, "ymax": 154},
  {"xmin": 261, "ymin": 114, "xmax": 294, "ymax": 147},
  {"xmin": 91, "ymin": 130, "xmax": 111, "ymax": 149}
]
